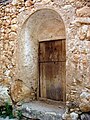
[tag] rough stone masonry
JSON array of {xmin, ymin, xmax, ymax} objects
[{"xmin": 0, "ymin": 0, "xmax": 90, "ymax": 119}]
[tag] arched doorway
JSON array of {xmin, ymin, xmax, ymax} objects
[{"xmin": 17, "ymin": 8, "xmax": 66, "ymax": 102}]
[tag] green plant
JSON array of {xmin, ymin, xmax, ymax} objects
[
  {"xmin": 5, "ymin": 102, "xmax": 15, "ymax": 119},
  {"xmin": 17, "ymin": 110, "xmax": 23, "ymax": 120},
  {"xmin": 0, "ymin": 102, "xmax": 15, "ymax": 119}
]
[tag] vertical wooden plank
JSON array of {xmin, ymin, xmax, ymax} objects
[
  {"xmin": 57, "ymin": 62, "xmax": 63, "ymax": 101},
  {"xmin": 62, "ymin": 62, "xmax": 66, "ymax": 102},
  {"xmin": 39, "ymin": 63, "xmax": 43, "ymax": 98},
  {"xmin": 62, "ymin": 40, "xmax": 66, "ymax": 61},
  {"xmin": 45, "ymin": 62, "xmax": 63, "ymax": 101},
  {"xmin": 40, "ymin": 63, "xmax": 46, "ymax": 98},
  {"xmin": 45, "ymin": 41, "xmax": 54, "ymax": 62},
  {"xmin": 55, "ymin": 40, "xmax": 62, "ymax": 61},
  {"xmin": 42, "ymin": 63, "xmax": 46, "ymax": 98},
  {"xmin": 39, "ymin": 42, "xmax": 45, "ymax": 62}
]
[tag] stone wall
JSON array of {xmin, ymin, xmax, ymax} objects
[
  {"xmin": 0, "ymin": 0, "xmax": 90, "ymax": 119},
  {"xmin": 0, "ymin": 0, "xmax": 36, "ymax": 103}
]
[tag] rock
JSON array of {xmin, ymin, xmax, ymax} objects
[
  {"xmin": 70, "ymin": 112, "xmax": 78, "ymax": 120},
  {"xmin": 12, "ymin": 0, "xmax": 19, "ymax": 5},
  {"xmin": 22, "ymin": 101, "xmax": 64, "ymax": 120},
  {"xmin": 10, "ymin": 79, "xmax": 34, "ymax": 103},
  {"xmin": 11, "ymin": 24, "xmax": 18, "ymax": 32},
  {"xmin": 62, "ymin": 112, "xmax": 70, "ymax": 119},
  {"xmin": 11, "ymin": 18, "xmax": 17, "ymax": 24},
  {"xmin": 80, "ymin": 92, "xmax": 90, "ymax": 100},
  {"xmin": 86, "ymin": 84, "xmax": 90, "ymax": 89},
  {"xmin": 6, "ymin": 28, "xmax": 11, "ymax": 34},
  {"xmin": 79, "ymin": 92, "xmax": 90, "ymax": 112},
  {"xmin": 5, "ymin": 7, "xmax": 10, "ymax": 13},
  {"xmin": 9, "ymin": 32, "xmax": 17, "ymax": 40},
  {"xmin": 19, "ymin": 7, "xmax": 25, "ymax": 12},
  {"xmin": 25, "ymin": 0, "xmax": 34, "ymax": 7},
  {"xmin": 42, "ymin": 0, "xmax": 51, "ymax": 4},
  {"xmin": 79, "ymin": 103, "xmax": 90, "ymax": 112},
  {"xmin": 79, "ymin": 31, "xmax": 86, "ymax": 40},
  {"xmin": 0, "ymin": 86, "xmax": 12, "ymax": 106},
  {"xmin": 0, "ymin": 116, "xmax": 18, "ymax": 120},
  {"xmin": 5, "ymin": 19, "xmax": 11, "ymax": 26},
  {"xmin": 76, "ymin": 6, "xmax": 90, "ymax": 17},
  {"xmin": 4, "ymin": 70, "xmax": 10, "ymax": 76},
  {"xmin": 79, "ymin": 25, "xmax": 88, "ymax": 40},
  {"xmin": 87, "ymin": 28, "xmax": 90, "ymax": 40},
  {"xmin": 0, "ymin": 77, "xmax": 11, "ymax": 87},
  {"xmin": 76, "ymin": 18, "xmax": 90, "ymax": 24},
  {"xmin": 0, "ymin": 20, "xmax": 2, "ymax": 25},
  {"xmin": 80, "ymin": 113, "xmax": 90, "ymax": 120}
]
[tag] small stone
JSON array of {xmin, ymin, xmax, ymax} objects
[
  {"xmin": 76, "ymin": 17, "xmax": 90, "ymax": 24},
  {"xmin": 0, "ymin": 20, "xmax": 2, "ymax": 25},
  {"xmin": 79, "ymin": 92, "xmax": 90, "ymax": 112},
  {"xmin": 6, "ymin": 28, "xmax": 11, "ymax": 34},
  {"xmin": 19, "ymin": 7, "xmax": 25, "ymax": 12},
  {"xmin": 79, "ymin": 25, "xmax": 88, "ymax": 40},
  {"xmin": 5, "ymin": 19, "xmax": 11, "ymax": 26},
  {"xmin": 80, "ymin": 113, "xmax": 90, "ymax": 120},
  {"xmin": 76, "ymin": 6, "xmax": 90, "ymax": 17},
  {"xmin": 87, "ymin": 28, "xmax": 90, "ymax": 40},
  {"xmin": 4, "ymin": 34, "xmax": 9, "ymax": 39},
  {"xmin": 11, "ymin": 18, "xmax": 17, "ymax": 24},
  {"xmin": 73, "ymin": 54, "xmax": 80, "ymax": 63},
  {"xmin": 79, "ymin": 103, "xmax": 90, "ymax": 112},
  {"xmin": 42, "ymin": 0, "xmax": 51, "ymax": 4},
  {"xmin": 9, "ymin": 32, "xmax": 17, "ymax": 40},
  {"xmin": 79, "ymin": 31, "xmax": 86, "ymax": 40},
  {"xmin": 1, "ymin": 28, "xmax": 5, "ymax": 33},
  {"xmin": 11, "ymin": 24, "xmax": 18, "ymax": 31},
  {"xmin": 62, "ymin": 112, "xmax": 70, "ymax": 120},
  {"xmin": 25, "ymin": 0, "xmax": 34, "ymax": 7},
  {"xmin": 4, "ymin": 70, "xmax": 10, "ymax": 76},
  {"xmin": 86, "ymin": 84, "xmax": 90, "ymax": 89},
  {"xmin": 4, "ymin": 43, "xmax": 8, "ymax": 50},
  {"xmin": 70, "ymin": 112, "xmax": 78, "ymax": 120},
  {"xmin": 0, "ymin": 85, "xmax": 12, "ymax": 105},
  {"xmin": 12, "ymin": 0, "xmax": 18, "ymax": 5},
  {"xmin": 80, "ymin": 92, "xmax": 90, "ymax": 100},
  {"xmin": 5, "ymin": 7, "xmax": 10, "ymax": 13}
]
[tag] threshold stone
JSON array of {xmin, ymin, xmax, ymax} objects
[{"xmin": 21, "ymin": 100, "xmax": 65, "ymax": 120}]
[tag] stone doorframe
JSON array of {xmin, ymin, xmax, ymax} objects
[{"xmin": 17, "ymin": 1, "xmax": 77, "ymax": 104}]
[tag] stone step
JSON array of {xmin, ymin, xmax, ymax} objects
[{"xmin": 21, "ymin": 101, "xmax": 65, "ymax": 120}]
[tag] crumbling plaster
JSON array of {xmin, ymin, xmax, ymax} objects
[
  {"xmin": 17, "ymin": 8, "xmax": 66, "ymax": 98},
  {"xmin": 17, "ymin": 1, "xmax": 76, "ymax": 102}
]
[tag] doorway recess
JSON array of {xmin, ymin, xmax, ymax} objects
[{"xmin": 39, "ymin": 39, "xmax": 66, "ymax": 102}]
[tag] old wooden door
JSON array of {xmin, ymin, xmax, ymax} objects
[{"xmin": 39, "ymin": 40, "xmax": 66, "ymax": 101}]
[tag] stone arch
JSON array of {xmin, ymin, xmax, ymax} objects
[{"xmin": 17, "ymin": 8, "xmax": 66, "ymax": 101}]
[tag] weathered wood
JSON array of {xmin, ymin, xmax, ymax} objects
[
  {"xmin": 62, "ymin": 40, "xmax": 66, "ymax": 61},
  {"xmin": 40, "ymin": 63, "xmax": 46, "ymax": 98},
  {"xmin": 39, "ymin": 40, "xmax": 66, "ymax": 62},
  {"xmin": 39, "ymin": 40, "xmax": 66, "ymax": 101},
  {"xmin": 62, "ymin": 62, "xmax": 66, "ymax": 102}
]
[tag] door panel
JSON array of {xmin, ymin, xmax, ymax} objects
[
  {"xmin": 39, "ymin": 40, "xmax": 65, "ymax": 62},
  {"xmin": 39, "ymin": 40, "xmax": 66, "ymax": 101}
]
